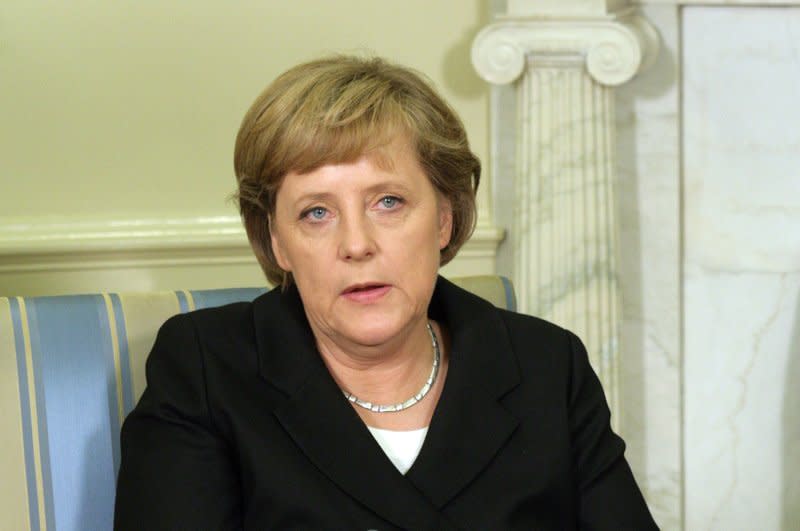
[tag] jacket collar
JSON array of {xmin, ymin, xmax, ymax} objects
[{"xmin": 252, "ymin": 276, "xmax": 520, "ymax": 525}]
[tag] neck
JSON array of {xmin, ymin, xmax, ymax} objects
[{"xmin": 313, "ymin": 318, "xmax": 436, "ymax": 408}]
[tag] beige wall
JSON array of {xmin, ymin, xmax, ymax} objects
[{"xmin": 0, "ymin": 1, "xmax": 497, "ymax": 296}]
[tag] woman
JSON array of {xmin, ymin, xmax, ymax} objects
[{"xmin": 115, "ymin": 56, "xmax": 657, "ymax": 529}]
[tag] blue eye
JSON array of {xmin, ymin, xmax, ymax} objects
[
  {"xmin": 303, "ymin": 206, "xmax": 328, "ymax": 221},
  {"xmin": 379, "ymin": 196, "xmax": 401, "ymax": 209}
]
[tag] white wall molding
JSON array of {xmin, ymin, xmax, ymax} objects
[
  {"xmin": 637, "ymin": 0, "xmax": 800, "ymax": 4},
  {"xmin": 473, "ymin": 10, "xmax": 658, "ymax": 86},
  {"xmin": 0, "ymin": 216, "xmax": 247, "ymax": 256},
  {"xmin": 473, "ymin": 0, "xmax": 659, "ymax": 436},
  {"xmin": 0, "ymin": 216, "xmax": 504, "ymax": 274}
]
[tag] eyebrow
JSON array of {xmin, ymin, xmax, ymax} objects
[
  {"xmin": 293, "ymin": 192, "xmax": 334, "ymax": 207},
  {"xmin": 291, "ymin": 181, "xmax": 413, "ymax": 207}
]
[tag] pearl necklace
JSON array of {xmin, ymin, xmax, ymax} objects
[{"xmin": 342, "ymin": 322, "xmax": 441, "ymax": 413}]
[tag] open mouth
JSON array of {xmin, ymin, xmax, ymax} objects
[
  {"xmin": 342, "ymin": 283, "xmax": 391, "ymax": 301},
  {"xmin": 343, "ymin": 283, "xmax": 386, "ymax": 293}
]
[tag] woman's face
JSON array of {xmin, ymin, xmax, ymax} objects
[{"xmin": 269, "ymin": 139, "xmax": 452, "ymax": 351}]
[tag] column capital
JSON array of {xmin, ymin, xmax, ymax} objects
[{"xmin": 472, "ymin": 10, "xmax": 659, "ymax": 86}]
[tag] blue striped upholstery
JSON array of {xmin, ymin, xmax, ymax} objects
[{"xmin": 0, "ymin": 277, "xmax": 513, "ymax": 531}]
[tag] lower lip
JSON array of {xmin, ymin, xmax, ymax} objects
[{"xmin": 342, "ymin": 285, "xmax": 391, "ymax": 303}]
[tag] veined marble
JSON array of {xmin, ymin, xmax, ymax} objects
[
  {"xmin": 483, "ymin": 3, "xmax": 800, "ymax": 530},
  {"xmin": 473, "ymin": 5, "xmax": 658, "ymax": 432},
  {"xmin": 685, "ymin": 270, "xmax": 800, "ymax": 530},
  {"xmin": 483, "ymin": 1, "xmax": 676, "ymax": 527},
  {"xmin": 615, "ymin": 5, "xmax": 682, "ymax": 529},
  {"xmin": 513, "ymin": 64, "xmax": 622, "ymax": 415},
  {"xmin": 683, "ymin": 7, "xmax": 800, "ymax": 530}
]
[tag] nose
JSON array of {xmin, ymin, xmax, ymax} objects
[{"xmin": 338, "ymin": 212, "xmax": 376, "ymax": 261}]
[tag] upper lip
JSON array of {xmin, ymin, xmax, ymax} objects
[{"xmin": 342, "ymin": 282, "xmax": 388, "ymax": 294}]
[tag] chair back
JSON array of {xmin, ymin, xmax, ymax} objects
[{"xmin": 0, "ymin": 275, "xmax": 514, "ymax": 531}]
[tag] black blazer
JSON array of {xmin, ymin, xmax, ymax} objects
[{"xmin": 115, "ymin": 277, "xmax": 657, "ymax": 530}]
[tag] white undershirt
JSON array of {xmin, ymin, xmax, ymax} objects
[{"xmin": 367, "ymin": 426, "xmax": 429, "ymax": 475}]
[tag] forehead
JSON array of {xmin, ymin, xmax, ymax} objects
[{"xmin": 277, "ymin": 139, "xmax": 431, "ymax": 197}]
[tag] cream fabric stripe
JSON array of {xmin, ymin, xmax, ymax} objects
[
  {"xmin": 451, "ymin": 275, "xmax": 505, "ymax": 309},
  {"xmin": 118, "ymin": 293, "xmax": 181, "ymax": 403},
  {"xmin": 16, "ymin": 299, "xmax": 47, "ymax": 531},
  {"xmin": 102, "ymin": 294, "xmax": 125, "ymax": 428},
  {"xmin": 0, "ymin": 299, "xmax": 32, "ymax": 531},
  {"xmin": 182, "ymin": 290, "xmax": 196, "ymax": 311}
]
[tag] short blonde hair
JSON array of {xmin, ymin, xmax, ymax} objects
[{"xmin": 234, "ymin": 55, "xmax": 480, "ymax": 287}]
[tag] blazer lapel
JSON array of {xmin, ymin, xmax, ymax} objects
[
  {"xmin": 253, "ymin": 286, "xmax": 454, "ymax": 530},
  {"xmin": 406, "ymin": 277, "xmax": 521, "ymax": 508},
  {"xmin": 273, "ymin": 370, "xmax": 452, "ymax": 530}
]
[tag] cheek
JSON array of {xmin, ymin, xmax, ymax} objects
[
  {"xmin": 276, "ymin": 234, "xmax": 338, "ymax": 287},
  {"xmin": 270, "ymin": 220, "xmax": 316, "ymax": 273},
  {"xmin": 269, "ymin": 226, "xmax": 291, "ymax": 271}
]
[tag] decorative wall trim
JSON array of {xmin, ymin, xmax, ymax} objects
[
  {"xmin": 637, "ymin": 0, "xmax": 800, "ymax": 4},
  {"xmin": 0, "ymin": 217, "xmax": 504, "ymax": 274},
  {"xmin": 0, "ymin": 216, "xmax": 246, "ymax": 255},
  {"xmin": 472, "ymin": 1, "xmax": 659, "ymax": 434},
  {"xmin": 472, "ymin": 10, "xmax": 659, "ymax": 86}
]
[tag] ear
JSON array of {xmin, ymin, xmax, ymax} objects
[
  {"xmin": 437, "ymin": 197, "xmax": 453, "ymax": 250},
  {"xmin": 269, "ymin": 215, "xmax": 292, "ymax": 272}
]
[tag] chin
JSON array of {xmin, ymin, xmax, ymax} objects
[{"xmin": 335, "ymin": 315, "xmax": 410, "ymax": 347}]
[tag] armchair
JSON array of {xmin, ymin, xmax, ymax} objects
[{"xmin": 0, "ymin": 276, "xmax": 514, "ymax": 531}]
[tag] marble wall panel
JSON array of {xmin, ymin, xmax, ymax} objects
[
  {"xmin": 490, "ymin": 3, "xmax": 685, "ymax": 527},
  {"xmin": 616, "ymin": 5, "xmax": 682, "ymax": 529},
  {"xmin": 683, "ymin": 6, "xmax": 800, "ymax": 530}
]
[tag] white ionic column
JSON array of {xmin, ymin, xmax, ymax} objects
[{"xmin": 472, "ymin": 5, "xmax": 658, "ymax": 419}]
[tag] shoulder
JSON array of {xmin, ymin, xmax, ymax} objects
[
  {"xmin": 177, "ymin": 300, "xmax": 256, "ymax": 343},
  {"xmin": 434, "ymin": 277, "xmax": 583, "ymax": 380},
  {"xmin": 436, "ymin": 276, "xmax": 575, "ymax": 351},
  {"xmin": 139, "ymin": 291, "xmax": 285, "ymax": 418},
  {"xmin": 146, "ymin": 299, "xmax": 255, "ymax": 370},
  {"xmin": 147, "ymin": 291, "xmax": 282, "ymax": 386},
  {"xmin": 158, "ymin": 287, "xmax": 286, "ymax": 350},
  {"xmin": 491, "ymin": 307, "xmax": 600, "ymax": 408},
  {"xmin": 496, "ymin": 307, "xmax": 572, "ymax": 344},
  {"xmin": 496, "ymin": 308, "xmax": 582, "ymax": 368}
]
